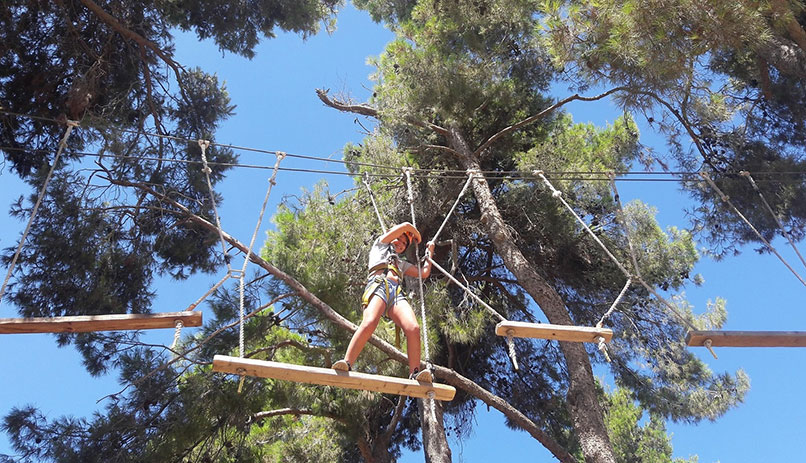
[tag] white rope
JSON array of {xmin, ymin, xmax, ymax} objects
[
  {"xmin": 198, "ymin": 139, "xmax": 233, "ymax": 273},
  {"xmin": 427, "ymin": 257, "xmax": 505, "ymax": 322},
  {"xmin": 507, "ymin": 332, "xmax": 519, "ymax": 370},
  {"xmin": 1, "ymin": 120, "xmax": 78, "ymax": 304},
  {"xmin": 186, "ymin": 272, "xmax": 232, "ymax": 311},
  {"xmin": 404, "ymin": 168, "xmax": 431, "ymax": 364},
  {"xmin": 171, "ymin": 320, "xmax": 184, "ymax": 359},
  {"xmin": 239, "ymin": 274, "xmax": 245, "ymax": 358},
  {"xmin": 740, "ymin": 171, "xmax": 806, "ymax": 271},
  {"xmin": 536, "ymin": 171, "xmax": 631, "ymax": 276},
  {"xmin": 430, "ymin": 170, "xmax": 477, "ymax": 244},
  {"xmin": 427, "ymin": 256, "xmax": 520, "ymax": 370},
  {"xmin": 539, "ymin": 171, "xmax": 704, "ymax": 355},
  {"xmin": 595, "ymin": 276, "xmax": 631, "ymax": 364},
  {"xmin": 608, "ymin": 176, "xmax": 709, "ymax": 355},
  {"xmin": 597, "ymin": 277, "xmax": 632, "ymax": 329},
  {"xmin": 701, "ymin": 171, "xmax": 806, "ymax": 288},
  {"xmin": 362, "ymin": 172, "xmax": 387, "ymax": 233},
  {"xmin": 237, "ymin": 152, "xmax": 285, "ymax": 360},
  {"xmin": 538, "ymin": 171, "xmax": 640, "ymax": 338}
]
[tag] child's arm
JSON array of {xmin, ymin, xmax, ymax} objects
[
  {"xmin": 379, "ymin": 222, "xmax": 421, "ymax": 244},
  {"xmin": 403, "ymin": 241, "xmax": 436, "ymax": 278}
]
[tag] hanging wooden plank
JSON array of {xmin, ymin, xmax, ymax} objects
[
  {"xmin": 0, "ymin": 311, "xmax": 202, "ymax": 334},
  {"xmin": 212, "ymin": 355, "xmax": 456, "ymax": 401},
  {"xmin": 495, "ymin": 321, "xmax": 613, "ymax": 343},
  {"xmin": 686, "ymin": 330, "xmax": 806, "ymax": 347}
]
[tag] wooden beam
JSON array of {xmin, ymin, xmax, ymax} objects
[
  {"xmin": 0, "ymin": 311, "xmax": 202, "ymax": 334},
  {"xmin": 495, "ymin": 321, "xmax": 613, "ymax": 343},
  {"xmin": 686, "ymin": 330, "xmax": 806, "ymax": 347},
  {"xmin": 212, "ymin": 355, "xmax": 456, "ymax": 401}
]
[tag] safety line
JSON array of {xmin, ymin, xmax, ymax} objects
[{"xmin": 0, "ymin": 120, "xmax": 78, "ymax": 304}]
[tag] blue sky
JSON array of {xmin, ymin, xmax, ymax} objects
[{"xmin": 2, "ymin": 4, "xmax": 805, "ymax": 462}]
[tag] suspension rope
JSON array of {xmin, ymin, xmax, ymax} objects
[
  {"xmin": 4, "ymin": 110, "xmax": 806, "ymax": 183},
  {"xmin": 7, "ymin": 140, "xmax": 806, "ymax": 184},
  {"xmin": 185, "ymin": 273, "xmax": 232, "ymax": 311},
  {"xmin": 536, "ymin": 171, "xmax": 631, "ymax": 277},
  {"xmin": 0, "ymin": 120, "xmax": 78, "ymax": 304},
  {"xmin": 537, "ymin": 169, "xmax": 633, "ymax": 361},
  {"xmin": 426, "ymin": 256, "xmax": 520, "ymax": 369},
  {"xmin": 236, "ymin": 151, "xmax": 286, "ymax": 360},
  {"xmin": 597, "ymin": 277, "xmax": 632, "ymax": 329},
  {"xmin": 701, "ymin": 171, "xmax": 806, "ymax": 288},
  {"xmin": 170, "ymin": 320, "xmax": 184, "ymax": 359},
  {"xmin": 740, "ymin": 171, "xmax": 806, "ymax": 271},
  {"xmin": 362, "ymin": 172, "xmax": 387, "ymax": 233},
  {"xmin": 419, "ymin": 168, "xmax": 521, "ymax": 369},
  {"xmin": 404, "ymin": 168, "xmax": 431, "ymax": 364},
  {"xmin": 607, "ymin": 175, "xmax": 712, "ymax": 356},
  {"xmin": 430, "ymin": 170, "xmax": 477, "ymax": 244},
  {"xmin": 539, "ymin": 171, "xmax": 705, "ymax": 357},
  {"xmin": 198, "ymin": 140, "xmax": 234, "ymax": 273}
]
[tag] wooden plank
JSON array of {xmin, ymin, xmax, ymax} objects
[
  {"xmin": 495, "ymin": 321, "xmax": 613, "ymax": 343},
  {"xmin": 212, "ymin": 355, "xmax": 456, "ymax": 401},
  {"xmin": 686, "ymin": 330, "xmax": 806, "ymax": 347},
  {"xmin": 0, "ymin": 311, "xmax": 202, "ymax": 334}
]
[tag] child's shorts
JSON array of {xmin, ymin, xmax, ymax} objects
[{"xmin": 361, "ymin": 275, "xmax": 407, "ymax": 317}]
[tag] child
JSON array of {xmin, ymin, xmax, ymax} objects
[{"xmin": 333, "ymin": 222, "xmax": 436, "ymax": 382}]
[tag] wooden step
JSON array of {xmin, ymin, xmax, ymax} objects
[
  {"xmin": 212, "ymin": 355, "xmax": 456, "ymax": 401},
  {"xmin": 686, "ymin": 330, "xmax": 806, "ymax": 347},
  {"xmin": 495, "ymin": 321, "xmax": 613, "ymax": 343},
  {"xmin": 0, "ymin": 311, "xmax": 202, "ymax": 334}
]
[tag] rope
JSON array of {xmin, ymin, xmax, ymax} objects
[
  {"xmin": 404, "ymin": 168, "xmax": 430, "ymax": 364},
  {"xmin": 539, "ymin": 171, "xmax": 705, "ymax": 356},
  {"xmin": 427, "ymin": 256, "xmax": 520, "ymax": 370},
  {"xmin": 4, "ymin": 110, "xmax": 806, "ymax": 183},
  {"xmin": 171, "ymin": 320, "xmax": 184, "ymax": 359},
  {"xmin": 8, "ymin": 141, "xmax": 806, "ymax": 184},
  {"xmin": 536, "ymin": 171, "xmax": 631, "ymax": 276},
  {"xmin": 198, "ymin": 140, "xmax": 234, "ymax": 273},
  {"xmin": 236, "ymin": 151, "xmax": 285, "ymax": 360},
  {"xmin": 430, "ymin": 170, "xmax": 477, "ymax": 244},
  {"xmin": 0, "ymin": 120, "xmax": 78, "ymax": 304},
  {"xmin": 701, "ymin": 171, "xmax": 806, "ymax": 288},
  {"xmin": 740, "ymin": 171, "xmax": 806, "ymax": 271},
  {"xmin": 597, "ymin": 277, "xmax": 632, "ymax": 329},
  {"xmin": 362, "ymin": 172, "xmax": 387, "ymax": 233},
  {"xmin": 427, "ymin": 258, "xmax": 506, "ymax": 322},
  {"xmin": 608, "ymin": 176, "xmax": 711, "ymax": 356},
  {"xmin": 185, "ymin": 273, "xmax": 232, "ymax": 311}
]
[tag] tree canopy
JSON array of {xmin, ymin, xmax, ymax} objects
[{"xmin": 4, "ymin": 0, "xmax": 806, "ymax": 462}]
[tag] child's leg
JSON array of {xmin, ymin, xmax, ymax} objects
[
  {"xmin": 387, "ymin": 299, "xmax": 421, "ymax": 374},
  {"xmin": 343, "ymin": 295, "xmax": 386, "ymax": 366}
]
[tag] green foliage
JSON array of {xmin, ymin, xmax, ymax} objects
[
  {"xmin": 539, "ymin": 0, "xmax": 806, "ymax": 257},
  {"xmin": 605, "ymin": 388, "xmax": 698, "ymax": 463}
]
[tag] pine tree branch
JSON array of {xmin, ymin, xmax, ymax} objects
[
  {"xmin": 316, "ymin": 88, "xmax": 449, "ymax": 137},
  {"xmin": 379, "ymin": 395, "xmax": 407, "ymax": 447},
  {"xmin": 78, "ymin": 0, "xmax": 182, "ymax": 74},
  {"xmin": 473, "ymin": 86, "xmax": 628, "ymax": 157},
  {"xmin": 78, "ymin": 0, "xmax": 196, "ymax": 132},
  {"xmin": 631, "ymin": 89, "xmax": 721, "ymax": 171}
]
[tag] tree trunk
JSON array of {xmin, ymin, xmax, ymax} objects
[
  {"xmin": 419, "ymin": 398, "xmax": 452, "ymax": 463},
  {"xmin": 448, "ymin": 127, "xmax": 616, "ymax": 463}
]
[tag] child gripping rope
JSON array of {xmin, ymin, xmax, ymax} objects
[{"xmin": 333, "ymin": 222, "xmax": 436, "ymax": 382}]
